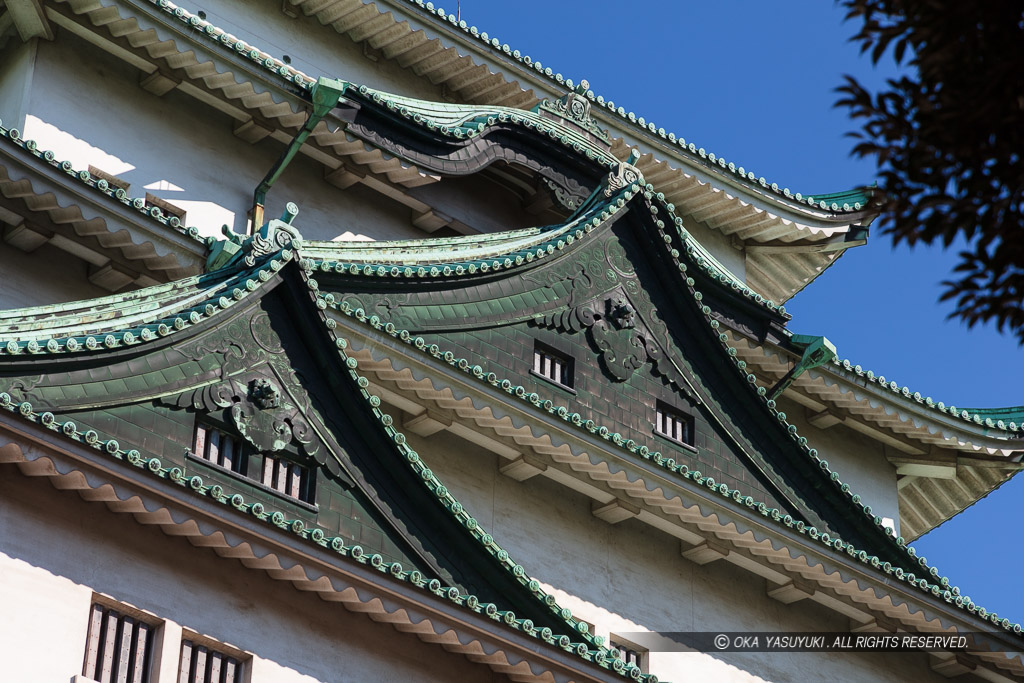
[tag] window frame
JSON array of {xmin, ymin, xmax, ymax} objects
[
  {"xmin": 260, "ymin": 452, "xmax": 316, "ymax": 505},
  {"xmin": 189, "ymin": 418, "xmax": 318, "ymax": 511},
  {"xmin": 653, "ymin": 400, "xmax": 696, "ymax": 451},
  {"xmin": 191, "ymin": 421, "xmax": 249, "ymax": 476},
  {"xmin": 178, "ymin": 631, "xmax": 250, "ymax": 683},
  {"xmin": 82, "ymin": 599, "xmax": 160, "ymax": 683},
  {"xmin": 530, "ymin": 340, "xmax": 576, "ymax": 393}
]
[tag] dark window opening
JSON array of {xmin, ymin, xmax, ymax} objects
[
  {"xmin": 193, "ymin": 423, "xmax": 246, "ymax": 475},
  {"xmin": 83, "ymin": 603, "xmax": 154, "ymax": 683},
  {"xmin": 532, "ymin": 342, "xmax": 574, "ymax": 389},
  {"xmin": 179, "ymin": 638, "xmax": 243, "ymax": 683},
  {"xmin": 262, "ymin": 454, "xmax": 315, "ymax": 504},
  {"xmin": 655, "ymin": 401, "xmax": 694, "ymax": 447},
  {"xmin": 611, "ymin": 639, "xmax": 646, "ymax": 672}
]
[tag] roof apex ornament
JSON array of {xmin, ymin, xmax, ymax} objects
[
  {"xmin": 533, "ymin": 79, "xmax": 611, "ymax": 146},
  {"xmin": 206, "ymin": 202, "xmax": 304, "ymax": 272},
  {"xmin": 604, "ymin": 149, "xmax": 643, "ymax": 197}
]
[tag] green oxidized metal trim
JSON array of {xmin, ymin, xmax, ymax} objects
[
  {"xmin": 0, "ymin": 245, "xmax": 652, "ymax": 681},
  {"xmin": 306, "ymin": 168, "xmax": 790, "ymax": 317},
  {"xmin": 331, "ymin": 297, "xmax": 1020, "ymax": 638},
  {"xmin": 350, "ymin": 82, "xmax": 620, "ymax": 166},
  {"xmin": 322, "ymin": 178, "xmax": 994, "ymax": 599},
  {"xmin": 307, "ymin": 182, "xmax": 636, "ymax": 276},
  {"xmin": 386, "ymin": 0, "xmax": 871, "ymax": 213},
  {"xmin": 767, "ymin": 335, "xmax": 838, "ymax": 401},
  {"xmin": 828, "ymin": 356, "xmax": 1024, "ymax": 433},
  {"xmin": 0, "ymin": 224, "xmax": 1017, "ymax": 648},
  {"xmin": 0, "ymin": 122, "xmax": 205, "ymax": 243},
  {"xmin": 0, "ymin": 253, "xmax": 287, "ymax": 354},
  {"xmin": 144, "ymin": 0, "xmax": 867, "ymax": 218},
  {"xmin": 0, "ymin": 391, "xmax": 656, "ymax": 680},
  {"xmin": 148, "ymin": 0, "xmax": 316, "ymax": 91}
]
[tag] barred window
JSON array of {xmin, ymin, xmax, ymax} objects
[
  {"xmin": 83, "ymin": 603, "xmax": 154, "ymax": 683},
  {"xmin": 193, "ymin": 423, "xmax": 246, "ymax": 475},
  {"xmin": 655, "ymin": 401, "xmax": 694, "ymax": 446},
  {"xmin": 178, "ymin": 638, "xmax": 243, "ymax": 683},
  {"xmin": 262, "ymin": 454, "xmax": 314, "ymax": 503},
  {"xmin": 532, "ymin": 342, "xmax": 573, "ymax": 388}
]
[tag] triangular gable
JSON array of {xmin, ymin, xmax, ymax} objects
[
  {"xmin": 0, "ymin": 245, "xmax": 601, "ymax": 641},
  {"xmin": 305, "ymin": 168, "xmax": 914, "ymax": 569}
]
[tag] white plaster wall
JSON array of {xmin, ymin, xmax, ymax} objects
[
  {"xmin": 776, "ymin": 394, "xmax": 901, "ymax": 532},
  {"xmin": 0, "ymin": 39, "xmax": 35, "ymax": 130},
  {"xmin": 0, "ymin": 469, "xmax": 502, "ymax": 683},
  {"xmin": 24, "ymin": 33, "xmax": 428, "ymax": 243},
  {"xmin": 683, "ymin": 214, "xmax": 747, "ymax": 284},
  {"xmin": 0, "ymin": 241, "xmax": 109, "ymax": 308},
  {"xmin": 407, "ymin": 428, "xmax": 943, "ymax": 683}
]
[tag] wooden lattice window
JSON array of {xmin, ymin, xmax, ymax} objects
[
  {"xmin": 262, "ymin": 454, "xmax": 314, "ymax": 503},
  {"xmin": 178, "ymin": 638, "xmax": 243, "ymax": 683},
  {"xmin": 193, "ymin": 423, "xmax": 246, "ymax": 475},
  {"xmin": 655, "ymin": 401, "xmax": 694, "ymax": 447},
  {"xmin": 82, "ymin": 603, "xmax": 154, "ymax": 683},
  {"xmin": 532, "ymin": 341, "xmax": 573, "ymax": 388}
]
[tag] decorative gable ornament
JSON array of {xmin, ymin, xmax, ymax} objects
[
  {"xmin": 206, "ymin": 202, "xmax": 305, "ymax": 272},
  {"xmin": 605, "ymin": 149, "xmax": 644, "ymax": 197},
  {"xmin": 533, "ymin": 80, "xmax": 612, "ymax": 148},
  {"xmin": 231, "ymin": 376, "xmax": 315, "ymax": 454}
]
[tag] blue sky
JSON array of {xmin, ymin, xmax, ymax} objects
[{"xmin": 455, "ymin": 0, "xmax": 1023, "ymax": 624}]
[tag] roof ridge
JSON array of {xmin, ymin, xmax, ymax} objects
[
  {"xmin": 304, "ymin": 183, "xmax": 628, "ymax": 269},
  {"xmin": 0, "ymin": 253, "xmax": 285, "ymax": 353},
  {"xmin": 0, "ymin": 248, "xmax": 658, "ymax": 682},
  {"xmin": 378, "ymin": 0, "xmax": 871, "ymax": 212},
  {"xmin": 330, "ymin": 277, "xmax": 1024, "ymax": 640},
  {"xmin": 139, "ymin": 0, "xmax": 870, "ymax": 217},
  {"xmin": 827, "ymin": 356, "xmax": 1024, "ymax": 434}
]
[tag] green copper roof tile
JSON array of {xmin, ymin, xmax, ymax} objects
[
  {"xmin": 349, "ymin": 83, "xmax": 618, "ymax": 166},
  {"xmin": 0, "ymin": 253, "xmax": 290, "ymax": 354},
  {"xmin": 0, "ymin": 240, "xmax": 652, "ymax": 680},
  {"xmin": 387, "ymin": 0, "xmax": 870, "ymax": 213},
  {"xmin": 142, "ymin": 0, "xmax": 866, "ymax": 224},
  {"xmin": 334, "ymin": 300, "xmax": 1020, "ymax": 640},
  {"xmin": 828, "ymin": 357, "xmax": 1023, "ymax": 434}
]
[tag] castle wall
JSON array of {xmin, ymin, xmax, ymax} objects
[
  {"xmin": 408, "ymin": 427, "xmax": 940, "ymax": 683},
  {"xmin": 0, "ymin": 468, "xmax": 502, "ymax": 683},
  {"xmin": 23, "ymin": 32, "xmax": 426, "ymax": 243},
  {"xmin": 0, "ymin": 241, "xmax": 109, "ymax": 309},
  {"xmin": 777, "ymin": 394, "xmax": 901, "ymax": 534}
]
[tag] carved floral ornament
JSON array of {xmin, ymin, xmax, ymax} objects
[
  {"xmin": 536, "ymin": 79, "xmax": 611, "ymax": 144},
  {"xmin": 605, "ymin": 149, "xmax": 643, "ymax": 198},
  {"xmin": 170, "ymin": 371, "xmax": 322, "ymax": 458}
]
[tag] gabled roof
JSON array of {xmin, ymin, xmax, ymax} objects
[
  {"xmin": 45, "ymin": 0, "xmax": 872, "ymax": 302},
  {"xmin": 0, "ymin": 229, "xmax": 657, "ymax": 680},
  {"xmin": 3, "ymin": 210, "xmax": 1023, "ymax": 655},
  {"xmin": 727, "ymin": 329, "xmax": 1023, "ymax": 540},
  {"xmin": 307, "ymin": 234, "xmax": 1024, "ymax": 645},
  {"xmin": 301, "ymin": 169, "xmax": 926, "ymax": 564}
]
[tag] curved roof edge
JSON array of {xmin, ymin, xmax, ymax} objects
[
  {"xmin": 359, "ymin": 0, "xmax": 875, "ymax": 216},
  {"xmin": 138, "ymin": 0, "xmax": 873, "ymax": 224}
]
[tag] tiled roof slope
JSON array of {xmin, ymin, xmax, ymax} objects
[
  {"xmin": 53, "ymin": 0, "xmax": 872, "ymax": 303},
  {"xmin": 2, "ymin": 208, "xmax": 1022, "ymax": 648},
  {"xmin": 276, "ymin": 0, "xmax": 874, "ymax": 300},
  {"xmin": 0, "ymin": 237, "xmax": 656, "ymax": 681}
]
